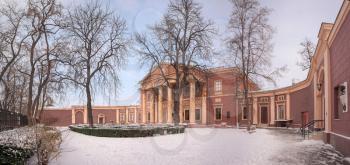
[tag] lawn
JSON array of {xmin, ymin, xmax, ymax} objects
[{"xmin": 50, "ymin": 128, "xmax": 344, "ymax": 165}]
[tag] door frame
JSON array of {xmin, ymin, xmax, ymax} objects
[{"xmin": 259, "ymin": 105, "xmax": 269, "ymax": 125}]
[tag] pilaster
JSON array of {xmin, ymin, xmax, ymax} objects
[{"xmin": 270, "ymin": 96, "xmax": 275, "ymax": 125}]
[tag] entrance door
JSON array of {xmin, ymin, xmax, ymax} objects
[
  {"xmin": 301, "ymin": 112, "xmax": 309, "ymax": 126},
  {"xmin": 260, "ymin": 107, "xmax": 268, "ymax": 124}
]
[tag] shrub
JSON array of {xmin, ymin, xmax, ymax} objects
[
  {"xmin": 69, "ymin": 125, "xmax": 185, "ymax": 137},
  {"xmin": 0, "ymin": 145, "xmax": 33, "ymax": 165},
  {"xmin": 0, "ymin": 126, "xmax": 62, "ymax": 165}
]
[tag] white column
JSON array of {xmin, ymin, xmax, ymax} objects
[
  {"xmin": 324, "ymin": 45, "xmax": 332, "ymax": 133},
  {"xmin": 286, "ymin": 93, "xmax": 291, "ymax": 120},
  {"xmin": 270, "ymin": 96, "xmax": 275, "ymax": 125},
  {"xmin": 116, "ymin": 109, "xmax": 120, "ymax": 124},
  {"xmin": 167, "ymin": 87, "xmax": 173, "ymax": 123},
  {"xmin": 253, "ymin": 97, "xmax": 258, "ymax": 125},
  {"xmin": 313, "ymin": 73, "xmax": 319, "ymax": 121},
  {"xmin": 179, "ymin": 92, "xmax": 184, "ymax": 123},
  {"xmin": 142, "ymin": 90, "xmax": 146, "ymax": 123},
  {"xmin": 201, "ymin": 95, "xmax": 207, "ymax": 124},
  {"xmin": 72, "ymin": 108, "xmax": 75, "ymax": 124},
  {"xmin": 83, "ymin": 106, "xmax": 88, "ymax": 124},
  {"xmin": 158, "ymin": 86, "xmax": 163, "ymax": 123},
  {"xmin": 150, "ymin": 92, "xmax": 155, "ymax": 123},
  {"xmin": 190, "ymin": 81, "xmax": 196, "ymax": 124}
]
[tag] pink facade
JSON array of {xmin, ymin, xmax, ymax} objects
[
  {"xmin": 329, "ymin": 1, "xmax": 350, "ymax": 156},
  {"xmin": 41, "ymin": 105, "xmax": 140, "ymax": 126}
]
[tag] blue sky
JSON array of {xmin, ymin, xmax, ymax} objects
[{"xmin": 57, "ymin": 0, "xmax": 343, "ymax": 107}]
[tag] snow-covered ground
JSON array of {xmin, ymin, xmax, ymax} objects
[{"xmin": 50, "ymin": 128, "xmax": 344, "ymax": 165}]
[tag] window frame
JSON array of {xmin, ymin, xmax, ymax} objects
[
  {"xmin": 97, "ymin": 114, "xmax": 105, "ymax": 124},
  {"xmin": 214, "ymin": 105, "xmax": 222, "ymax": 121},
  {"xmin": 276, "ymin": 103, "xmax": 286, "ymax": 120},
  {"xmin": 242, "ymin": 106, "xmax": 248, "ymax": 120},
  {"xmin": 184, "ymin": 109, "xmax": 190, "ymax": 121},
  {"xmin": 214, "ymin": 80, "xmax": 222, "ymax": 94}
]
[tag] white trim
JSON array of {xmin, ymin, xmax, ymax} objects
[{"xmin": 330, "ymin": 131, "xmax": 350, "ymax": 141}]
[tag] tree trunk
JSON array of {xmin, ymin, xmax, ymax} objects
[
  {"xmin": 27, "ymin": 66, "xmax": 35, "ymax": 126},
  {"xmin": 173, "ymin": 87, "xmax": 180, "ymax": 125},
  {"xmin": 86, "ymin": 82, "xmax": 94, "ymax": 128}
]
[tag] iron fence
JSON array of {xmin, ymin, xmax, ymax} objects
[{"xmin": 0, "ymin": 109, "xmax": 28, "ymax": 132}]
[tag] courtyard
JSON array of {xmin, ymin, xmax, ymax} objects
[{"xmin": 50, "ymin": 128, "xmax": 344, "ymax": 165}]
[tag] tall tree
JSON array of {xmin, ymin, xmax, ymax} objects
[
  {"xmin": 0, "ymin": 1, "xmax": 30, "ymax": 86},
  {"xmin": 22, "ymin": 0, "xmax": 64, "ymax": 125},
  {"xmin": 297, "ymin": 38, "xmax": 315, "ymax": 71},
  {"xmin": 135, "ymin": 0, "xmax": 214, "ymax": 124},
  {"xmin": 60, "ymin": 0, "xmax": 128, "ymax": 127},
  {"xmin": 226, "ymin": 0, "xmax": 283, "ymax": 130}
]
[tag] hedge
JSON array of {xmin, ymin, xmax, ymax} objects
[
  {"xmin": 69, "ymin": 125, "xmax": 185, "ymax": 137},
  {"xmin": 0, "ymin": 145, "xmax": 33, "ymax": 165}
]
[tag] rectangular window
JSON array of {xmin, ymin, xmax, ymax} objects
[
  {"xmin": 242, "ymin": 107, "xmax": 248, "ymax": 120},
  {"xmin": 120, "ymin": 113, "xmax": 125, "ymax": 122},
  {"xmin": 147, "ymin": 112, "xmax": 150, "ymax": 121},
  {"xmin": 215, "ymin": 80, "xmax": 222, "ymax": 93},
  {"xmin": 215, "ymin": 107, "xmax": 222, "ymax": 120},
  {"xmin": 277, "ymin": 104, "xmax": 285, "ymax": 120},
  {"xmin": 129, "ymin": 113, "xmax": 134, "ymax": 122},
  {"xmin": 195, "ymin": 109, "xmax": 201, "ymax": 121},
  {"xmin": 227, "ymin": 111, "xmax": 231, "ymax": 119},
  {"xmin": 184, "ymin": 110, "xmax": 190, "ymax": 121}
]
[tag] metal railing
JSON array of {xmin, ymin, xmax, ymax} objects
[
  {"xmin": 0, "ymin": 109, "xmax": 28, "ymax": 132},
  {"xmin": 300, "ymin": 120, "xmax": 324, "ymax": 139}
]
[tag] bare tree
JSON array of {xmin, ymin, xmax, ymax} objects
[
  {"xmin": 297, "ymin": 38, "xmax": 315, "ymax": 71},
  {"xmin": 20, "ymin": 0, "xmax": 64, "ymax": 125},
  {"xmin": 59, "ymin": 0, "xmax": 128, "ymax": 127},
  {"xmin": 135, "ymin": 0, "xmax": 214, "ymax": 124},
  {"xmin": 226, "ymin": 0, "xmax": 284, "ymax": 130},
  {"xmin": 0, "ymin": 1, "xmax": 30, "ymax": 87}
]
